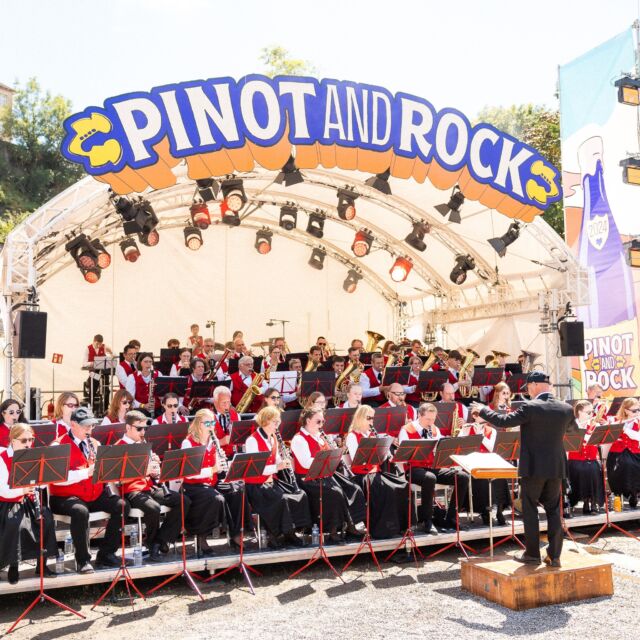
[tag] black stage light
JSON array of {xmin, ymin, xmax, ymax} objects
[
  {"xmin": 450, "ymin": 254, "xmax": 476, "ymax": 285},
  {"xmin": 404, "ymin": 221, "xmax": 430, "ymax": 252},
  {"xmin": 120, "ymin": 238, "xmax": 141, "ymax": 263},
  {"xmin": 436, "ymin": 186, "xmax": 465, "ymax": 224},
  {"xmin": 488, "ymin": 222, "xmax": 521, "ymax": 257},
  {"xmin": 365, "ymin": 169, "xmax": 391, "ymax": 195},
  {"xmin": 306, "ymin": 211, "xmax": 325, "ymax": 238},
  {"xmin": 343, "ymin": 269, "xmax": 362, "ymax": 293},
  {"xmin": 275, "ymin": 155, "xmax": 304, "ymax": 187},
  {"xmin": 220, "ymin": 178, "xmax": 247, "ymax": 212},
  {"xmin": 279, "ymin": 205, "xmax": 298, "ymax": 231},
  {"xmin": 255, "ymin": 228, "xmax": 273, "ymax": 254},
  {"xmin": 184, "ymin": 226, "xmax": 203, "ymax": 251},
  {"xmin": 337, "ymin": 188, "xmax": 359, "ymax": 221},
  {"xmin": 196, "ymin": 178, "xmax": 220, "ymax": 202},
  {"xmin": 308, "ymin": 247, "xmax": 327, "ymax": 270}
]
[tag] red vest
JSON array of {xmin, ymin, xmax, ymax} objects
[
  {"xmin": 610, "ymin": 419, "xmax": 640, "ymax": 454},
  {"xmin": 214, "ymin": 409, "xmax": 239, "ymax": 458},
  {"xmin": 292, "ymin": 430, "xmax": 326, "ymax": 475},
  {"xmin": 87, "ymin": 344, "xmax": 105, "ymax": 363},
  {"xmin": 230, "ymin": 372, "xmax": 261, "ymax": 413},
  {"xmin": 363, "ymin": 368, "xmax": 384, "ymax": 399},
  {"xmin": 568, "ymin": 423, "xmax": 600, "ymax": 461},
  {"xmin": 402, "ymin": 427, "xmax": 434, "ymax": 468},
  {"xmin": 183, "ymin": 436, "xmax": 218, "ymax": 486},
  {"xmin": 119, "ymin": 360, "xmax": 135, "ymax": 389},
  {"xmin": 350, "ymin": 431, "xmax": 379, "ymax": 475},
  {"xmin": 132, "ymin": 370, "xmax": 158, "ymax": 405},
  {"xmin": 49, "ymin": 434, "xmax": 103, "ymax": 502},
  {"xmin": 0, "ymin": 451, "xmax": 23, "ymax": 503},
  {"xmin": 115, "ymin": 438, "xmax": 153, "ymax": 493},
  {"xmin": 155, "ymin": 413, "xmax": 187, "ymax": 424},
  {"xmin": 55, "ymin": 420, "xmax": 70, "ymax": 439},
  {"xmin": 244, "ymin": 431, "xmax": 277, "ymax": 484},
  {"xmin": 0, "ymin": 424, "xmax": 9, "ymax": 449},
  {"xmin": 405, "ymin": 373, "xmax": 421, "ymax": 406}
]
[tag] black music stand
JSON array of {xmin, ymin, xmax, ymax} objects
[
  {"xmin": 91, "ymin": 443, "xmax": 152, "ymax": 609},
  {"xmin": 30, "ymin": 422, "xmax": 58, "ymax": 447},
  {"xmin": 606, "ymin": 397, "xmax": 626, "ymax": 416},
  {"xmin": 585, "ymin": 423, "xmax": 639, "ymax": 543},
  {"xmin": 323, "ymin": 407, "xmax": 356, "ymax": 437},
  {"xmin": 386, "ymin": 439, "xmax": 437, "ymax": 565},
  {"xmin": 427, "ymin": 435, "xmax": 483, "ymax": 559},
  {"xmin": 230, "ymin": 419, "xmax": 256, "ymax": 448},
  {"xmin": 342, "ymin": 436, "xmax": 393, "ymax": 576},
  {"xmin": 146, "ymin": 446, "xmax": 207, "ymax": 600},
  {"xmin": 471, "ymin": 367, "xmax": 504, "ymax": 388},
  {"xmin": 7, "ymin": 445, "xmax": 82, "ymax": 635},
  {"xmin": 92, "ymin": 422, "xmax": 125, "ymax": 446},
  {"xmin": 146, "ymin": 420, "xmax": 191, "ymax": 457},
  {"xmin": 382, "ymin": 366, "xmax": 410, "ymax": 387},
  {"xmin": 506, "ymin": 374, "xmax": 528, "ymax": 396},
  {"xmin": 154, "ymin": 376, "xmax": 188, "ymax": 400},
  {"xmin": 187, "ymin": 380, "xmax": 216, "ymax": 410},
  {"xmin": 279, "ymin": 409, "xmax": 303, "ymax": 442},
  {"xmin": 434, "ymin": 401, "xmax": 457, "ymax": 435},
  {"xmin": 417, "ymin": 370, "xmax": 448, "ymax": 397},
  {"xmin": 300, "ymin": 371, "xmax": 335, "ymax": 400},
  {"xmin": 289, "ymin": 449, "xmax": 345, "ymax": 582},
  {"xmin": 372, "ymin": 405, "xmax": 407, "ymax": 437},
  {"xmin": 204, "ymin": 451, "xmax": 271, "ymax": 595}
]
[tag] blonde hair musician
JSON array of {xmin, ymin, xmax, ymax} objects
[{"xmin": 608, "ymin": 398, "xmax": 640, "ymax": 509}]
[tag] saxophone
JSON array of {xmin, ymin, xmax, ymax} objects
[
  {"xmin": 236, "ymin": 373, "xmax": 264, "ymax": 413},
  {"xmin": 452, "ymin": 413, "xmax": 464, "ymax": 437}
]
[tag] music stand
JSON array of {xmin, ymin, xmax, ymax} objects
[
  {"xmin": 146, "ymin": 420, "xmax": 191, "ymax": 457},
  {"xmin": 427, "ymin": 435, "xmax": 483, "ymax": 559},
  {"xmin": 323, "ymin": 407, "xmax": 356, "ymax": 437},
  {"xmin": 471, "ymin": 367, "xmax": 504, "ymax": 387},
  {"xmin": 154, "ymin": 376, "xmax": 188, "ymax": 400},
  {"xmin": 417, "ymin": 370, "xmax": 448, "ymax": 395},
  {"xmin": 434, "ymin": 401, "xmax": 456, "ymax": 435},
  {"xmin": 386, "ymin": 439, "xmax": 437, "ymax": 565},
  {"xmin": 230, "ymin": 419, "xmax": 256, "ymax": 448},
  {"xmin": 506, "ymin": 374, "xmax": 528, "ymax": 396},
  {"xmin": 606, "ymin": 397, "xmax": 626, "ymax": 416},
  {"xmin": 342, "ymin": 436, "xmax": 393, "ymax": 576},
  {"xmin": 267, "ymin": 371, "xmax": 298, "ymax": 396},
  {"xmin": 6, "ymin": 445, "xmax": 83, "ymax": 634},
  {"xmin": 372, "ymin": 405, "xmax": 407, "ymax": 437},
  {"xmin": 300, "ymin": 371, "xmax": 335, "ymax": 401},
  {"xmin": 91, "ymin": 443, "xmax": 152, "ymax": 609},
  {"xmin": 382, "ymin": 366, "xmax": 410, "ymax": 387},
  {"xmin": 289, "ymin": 449, "xmax": 345, "ymax": 582},
  {"xmin": 91, "ymin": 422, "xmax": 125, "ymax": 446},
  {"xmin": 279, "ymin": 409, "xmax": 302, "ymax": 442},
  {"xmin": 146, "ymin": 446, "xmax": 207, "ymax": 600},
  {"xmin": 187, "ymin": 380, "xmax": 216, "ymax": 410},
  {"xmin": 30, "ymin": 422, "xmax": 58, "ymax": 447},
  {"xmin": 203, "ymin": 451, "xmax": 271, "ymax": 595}
]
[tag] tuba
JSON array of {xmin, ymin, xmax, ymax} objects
[
  {"xmin": 334, "ymin": 361, "xmax": 355, "ymax": 405},
  {"xmin": 419, "ymin": 351, "xmax": 440, "ymax": 401},
  {"xmin": 521, "ymin": 350, "xmax": 541, "ymax": 374},
  {"xmin": 458, "ymin": 348, "xmax": 479, "ymax": 398},
  {"xmin": 236, "ymin": 373, "xmax": 264, "ymax": 413},
  {"xmin": 365, "ymin": 330, "xmax": 385, "ymax": 353}
]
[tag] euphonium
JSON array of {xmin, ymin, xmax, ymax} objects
[
  {"xmin": 458, "ymin": 349, "xmax": 479, "ymax": 398},
  {"xmin": 236, "ymin": 373, "xmax": 264, "ymax": 413},
  {"xmin": 521, "ymin": 350, "xmax": 541, "ymax": 374},
  {"xmin": 334, "ymin": 361, "xmax": 355, "ymax": 404},
  {"xmin": 419, "ymin": 351, "xmax": 439, "ymax": 401},
  {"xmin": 351, "ymin": 362, "xmax": 365, "ymax": 384},
  {"xmin": 365, "ymin": 330, "xmax": 385, "ymax": 353}
]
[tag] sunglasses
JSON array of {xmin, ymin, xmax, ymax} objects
[
  {"xmin": 204, "ymin": 421, "xmax": 215, "ymax": 427},
  {"xmin": 166, "ymin": 404, "xmax": 179, "ymax": 408},
  {"xmin": 64, "ymin": 403, "xmax": 79, "ymax": 409},
  {"xmin": 15, "ymin": 437, "xmax": 34, "ymax": 444},
  {"xmin": 631, "ymin": 408, "xmax": 640, "ymax": 413},
  {"xmin": 134, "ymin": 426, "xmax": 148, "ymax": 432}
]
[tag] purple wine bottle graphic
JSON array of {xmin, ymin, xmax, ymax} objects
[{"xmin": 577, "ymin": 137, "xmax": 636, "ymax": 329}]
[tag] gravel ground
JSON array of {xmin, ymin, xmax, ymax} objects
[{"xmin": 2, "ymin": 525, "xmax": 640, "ymax": 640}]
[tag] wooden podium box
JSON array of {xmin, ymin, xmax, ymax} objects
[{"xmin": 461, "ymin": 553, "xmax": 613, "ymax": 610}]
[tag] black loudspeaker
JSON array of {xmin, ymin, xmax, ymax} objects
[
  {"xmin": 12, "ymin": 311, "xmax": 47, "ymax": 358},
  {"xmin": 559, "ymin": 320, "xmax": 584, "ymax": 356}
]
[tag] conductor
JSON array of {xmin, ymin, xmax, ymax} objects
[{"xmin": 470, "ymin": 371, "xmax": 576, "ymax": 567}]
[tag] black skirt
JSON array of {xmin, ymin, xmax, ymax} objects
[
  {"xmin": 608, "ymin": 449, "xmax": 640, "ymax": 496},
  {"xmin": 182, "ymin": 483, "xmax": 225, "ymax": 535},
  {"xmin": 246, "ymin": 479, "xmax": 311, "ymax": 537},
  {"xmin": 217, "ymin": 481, "xmax": 253, "ymax": 537},
  {"xmin": 334, "ymin": 470, "xmax": 366, "ymax": 525},
  {"xmin": 296, "ymin": 474, "xmax": 349, "ymax": 532},
  {"xmin": 568, "ymin": 459, "xmax": 605, "ymax": 506}
]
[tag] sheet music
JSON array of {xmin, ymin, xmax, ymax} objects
[{"xmin": 450, "ymin": 452, "xmax": 516, "ymax": 474}]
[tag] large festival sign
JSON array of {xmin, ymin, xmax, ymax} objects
[
  {"xmin": 60, "ymin": 75, "xmax": 561, "ymax": 221},
  {"xmin": 560, "ymin": 28, "xmax": 640, "ymax": 398}
]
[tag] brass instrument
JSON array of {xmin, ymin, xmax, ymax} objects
[
  {"xmin": 595, "ymin": 400, "xmax": 609, "ymax": 423},
  {"xmin": 381, "ymin": 352, "xmax": 396, "ymax": 387},
  {"xmin": 304, "ymin": 358, "xmax": 319, "ymax": 373},
  {"xmin": 521, "ymin": 350, "xmax": 541, "ymax": 374},
  {"xmin": 351, "ymin": 362, "xmax": 365, "ymax": 384},
  {"xmin": 458, "ymin": 349, "xmax": 479, "ymax": 398},
  {"xmin": 147, "ymin": 370, "xmax": 157, "ymax": 415},
  {"xmin": 451, "ymin": 413, "xmax": 464, "ymax": 437},
  {"xmin": 420, "ymin": 351, "xmax": 439, "ymax": 401},
  {"xmin": 236, "ymin": 373, "xmax": 264, "ymax": 413},
  {"xmin": 275, "ymin": 427, "xmax": 299, "ymax": 491},
  {"xmin": 334, "ymin": 361, "xmax": 355, "ymax": 405},
  {"xmin": 365, "ymin": 330, "xmax": 385, "ymax": 353}
]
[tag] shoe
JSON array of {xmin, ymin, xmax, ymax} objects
[
  {"xmin": 284, "ymin": 532, "xmax": 304, "ymax": 548},
  {"xmin": 149, "ymin": 543, "xmax": 162, "ymax": 562},
  {"xmin": 582, "ymin": 502, "xmax": 591, "ymax": 516},
  {"xmin": 345, "ymin": 525, "xmax": 364, "ymax": 538},
  {"xmin": 77, "ymin": 562, "xmax": 95, "ymax": 574},
  {"xmin": 95, "ymin": 552, "xmax": 121, "ymax": 568},
  {"xmin": 563, "ymin": 509, "xmax": 572, "ymax": 519},
  {"xmin": 422, "ymin": 522, "xmax": 439, "ymax": 536},
  {"xmin": 327, "ymin": 533, "xmax": 345, "ymax": 545},
  {"xmin": 630, "ymin": 494, "xmax": 638, "ymax": 509},
  {"xmin": 266, "ymin": 537, "xmax": 282, "ymax": 551},
  {"xmin": 159, "ymin": 541, "xmax": 170, "ymax": 554},
  {"xmin": 544, "ymin": 555, "xmax": 561, "ymax": 568},
  {"xmin": 437, "ymin": 524, "xmax": 455, "ymax": 533},
  {"xmin": 8, "ymin": 565, "xmax": 19, "ymax": 585},
  {"xmin": 229, "ymin": 536, "xmax": 242, "ymax": 551},
  {"xmin": 35, "ymin": 560, "xmax": 56, "ymax": 577},
  {"xmin": 481, "ymin": 511, "xmax": 490, "ymax": 526},
  {"xmin": 513, "ymin": 552, "xmax": 541, "ymax": 565},
  {"xmin": 496, "ymin": 509, "xmax": 506, "ymax": 526}
]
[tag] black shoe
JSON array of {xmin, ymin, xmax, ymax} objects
[
  {"xmin": 563, "ymin": 509, "xmax": 572, "ymax": 519},
  {"xmin": 35, "ymin": 560, "xmax": 56, "ymax": 577},
  {"xmin": 513, "ymin": 552, "xmax": 541, "ymax": 565},
  {"xmin": 496, "ymin": 509, "xmax": 506, "ymax": 526},
  {"xmin": 284, "ymin": 532, "xmax": 304, "ymax": 548},
  {"xmin": 630, "ymin": 494, "xmax": 638, "ymax": 509},
  {"xmin": 159, "ymin": 541, "xmax": 170, "ymax": 554},
  {"xmin": 422, "ymin": 522, "xmax": 438, "ymax": 535},
  {"xmin": 266, "ymin": 537, "xmax": 282, "ymax": 551},
  {"xmin": 544, "ymin": 554, "xmax": 561, "ymax": 568},
  {"xmin": 327, "ymin": 533, "xmax": 345, "ymax": 545},
  {"xmin": 149, "ymin": 543, "xmax": 162, "ymax": 562},
  {"xmin": 582, "ymin": 502, "xmax": 591, "ymax": 516},
  {"xmin": 95, "ymin": 552, "xmax": 121, "ymax": 568},
  {"xmin": 8, "ymin": 565, "xmax": 19, "ymax": 585},
  {"xmin": 480, "ymin": 511, "xmax": 491, "ymax": 526},
  {"xmin": 345, "ymin": 525, "xmax": 364, "ymax": 538}
]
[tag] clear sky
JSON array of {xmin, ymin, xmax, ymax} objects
[{"xmin": 1, "ymin": 0, "xmax": 639, "ymax": 118}]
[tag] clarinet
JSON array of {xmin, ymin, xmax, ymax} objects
[
  {"xmin": 275, "ymin": 428, "xmax": 300, "ymax": 491},
  {"xmin": 209, "ymin": 430, "xmax": 229, "ymax": 474},
  {"xmin": 146, "ymin": 369, "xmax": 156, "ymax": 416}
]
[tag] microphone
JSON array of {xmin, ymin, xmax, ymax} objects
[{"xmin": 266, "ymin": 321, "xmax": 274, "ymax": 327}]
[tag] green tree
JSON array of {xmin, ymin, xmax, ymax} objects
[
  {"xmin": 476, "ymin": 104, "xmax": 563, "ymax": 236},
  {"xmin": 260, "ymin": 46, "xmax": 316, "ymax": 78}
]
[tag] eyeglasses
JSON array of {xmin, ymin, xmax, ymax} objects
[
  {"xmin": 390, "ymin": 392, "xmax": 406, "ymax": 397},
  {"xmin": 134, "ymin": 426, "xmax": 148, "ymax": 432},
  {"xmin": 631, "ymin": 408, "xmax": 640, "ymax": 413},
  {"xmin": 166, "ymin": 404, "xmax": 179, "ymax": 408},
  {"xmin": 64, "ymin": 403, "xmax": 79, "ymax": 409},
  {"xmin": 15, "ymin": 437, "xmax": 34, "ymax": 444}
]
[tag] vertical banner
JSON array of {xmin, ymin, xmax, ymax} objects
[{"xmin": 560, "ymin": 28, "xmax": 640, "ymax": 398}]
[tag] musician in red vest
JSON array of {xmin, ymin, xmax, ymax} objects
[
  {"xmin": 210, "ymin": 386, "xmax": 238, "ymax": 458},
  {"xmin": 230, "ymin": 356, "xmax": 268, "ymax": 413},
  {"xmin": 360, "ymin": 352, "xmax": 387, "ymax": 407},
  {"xmin": 0, "ymin": 423, "xmax": 58, "ymax": 584},
  {"xmin": 82, "ymin": 334, "xmax": 112, "ymax": 369},
  {"xmin": 49, "ymin": 407, "xmax": 127, "ymax": 572},
  {"xmin": 438, "ymin": 383, "xmax": 468, "ymax": 435},
  {"xmin": 0, "ymin": 399, "xmax": 25, "ymax": 449},
  {"xmin": 260, "ymin": 344, "xmax": 282, "ymax": 376},
  {"xmin": 379, "ymin": 383, "xmax": 416, "ymax": 421},
  {"xmin": 182, "ymin": 358, "xmax": 213, "ymax": 412},
  {"xmin": 115, "ymin": 411, "xmax": 183, "ymax": 562},
  {"xmin": 195, "ymin": 338, "xmax": 217, "ymax": 373},
  {"xmin": 153, "ymin": 393, "xmax": 187, "ymax": 425},
  {"xmin": 125, "ymin": 352, "xmax": 159, "ymax": 412},
  {"xmin": 405, "ymin": 356, "xmax": 423, "ymax": 407},
  {"xmin": 116, "ymin": 344, "xmax": 137, "ymax": 389}
]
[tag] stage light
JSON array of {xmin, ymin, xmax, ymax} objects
[
  {"xmin": 82, "ymin": 267, "xmax": 101, "ymax": 284},
  {"xmin": 351, "ymin": 229, "xmax": 373, "ymax": 257},
  {"xmin": 365, "ymin": 169, "xmax": 391, "ymax": 195},
  {"xmin": 221, "ymin": 178, "xmax": 247, "ymax": 212},
  {"xmin": 343, "ymin": 269, "xmax": 362, "ymax": 293},
  {"xmin": 488, "ymin": 222, "xmax": 521, "ymax": 257},
  {"xmin": 139, "ymin": 229, "xmax": 160, "ymax": 247},
  {"xmin": 306, "ymin": 211, "xmax": 325, "ymax": 238},
  {"xmin": 120, "ymin": 238, "xmax": 140, "ymax": 263},
  {"xmin": 190, "ymin": 201, "xmax": 211, "ymax": 230},
  {"xmin": 111, "ymin": 193, "xmax": 135, "ymax": 220},
  {"xmin": 450, "ymin": 254, "xmax": 476, "ymax": 285},
  {"xmin": 404, "ymin": 221, "xmax": 430, "ymax": 252},
  {"xmin": 275, "ymin": 155, "xmax": 304, "ymax": 187},
  {"xmin": 435, "ymin": 186, "xmax": 465, "ymax": 224},
  {"xmin": 65, "ymin": 234, "xmax": 98, "ymax": 270},
  {"xmin": 615, "ymin": 76, "xmax": 640, "ymax": 106},
  {"xmin": 184, "ymin": 226, "xmax": 203, "ymax": 251},
  {"xmin": 621, "ymin": 157, "xmax": 640, "ymax": 185},
  {"xmin": 629, "ymin": 239, "xmax": 640, "ymax": 267},
  {"xmin": 389, "ymin": 256, "xmax": 413, "ymax": 282},
  {"xmin": 91, "ymin": 239, "xmax": 111, "ymax": 269},
  {"xmin": 255, "ymin": 228, "xmax": 273, "ymax": 255},
  {"xmin": 337, "ymin": 188, "xmax": 359, "ymax": 221},
  {"xmin": 122, "ymin": 197, "xmax": 159, "ymax": 238},
  {"xmin": 196, "ymin": 178, "xmax": 220, "ymax": 202},
  {"xmin": 279, "ymin": 205, "xmax": 298, "ymax": 231},
  {"xmin": 220, "ymin": 200, "xmax": 241, "ymax": 226},
  {"xmin": 308, "ymin": 247, "xmax": 326, "ymax": 270}
]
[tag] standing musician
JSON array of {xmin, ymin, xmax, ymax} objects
[
  {"xmin": 291, "ymin": 408, "xmax": 365, "ymax": 543},
  {"xmin": 170, "ymin": 348, "xmax": 193, "ymax": 377},
  {"xmin": 153, "ymin": 393, "xmax": 187, "ymax": 424},
  {"xmin": 0, "ymin": 424, "xmax": 58, "ymax": 584},
  {"xmin": 82, "ymin": 334, "xmax": 112, "ymax": 368},
  {"xmin": 439, "ymin": 383, "xmax": 467, "ymax": 435},
  {"xmin": 125, "ymin": 352, "xmax": 159, "ymax": 412},
  {"xmin": 230, "ymin": 356, "xmax": 268, "ymax": 414},
  {"xmin": 282, "ymin": 358, "xmax": 302, "ymax": 409},
  {"xmin": 101, "ymin": 389, "xmax": 133, "ymax": 425},
  {"xmin": 380, "ymin": 383, "xmax": 416, "ymax": 421},
  {"xmin": 183, "ymin": 358, "xmax": 213, "ymax": 412},
  {"xmin": 115, "ymin": 411, "xmax": 184, "ymax": 562},
  {"xmin": 273, "ymin": 337, "xmax": 287, "ymax": 363},
  {"xmin": 405, "ymin": 356, "xmax": 423, "ymax": 407},
  {"xmin": 608, "ymin": 397, "xmax": 640, "ymax": 509},
  {"xmin": 186, "ymin": 324, "xmax": 204, "ymax": 351},
  {"xmin": 49, "ymin": 407, "xmax": 128, "ymax": 572},
  {"xmin": 429, "ymin": 346, "xmax": 448, "ymax": 370},
  {"xmin": 211, "ymin": 386, "xmax": 238, "ymax": 458},
  {"xmin": 53, "ymin": 392, "xmax": 80, "ymax": 438},
  {"xmin": 316, "ymin": 336, "xmax": 331, "ymax": 362},
  {"xmin": 0, "ymin": 400, "xmax": 26, "ymax": 449},
  {"xmin": 341, "ymin": 383, "xmax": 363, "ymax": 409},
  {"xmin": 261, "ymin": 344, "xmax": 282, "ymax": 376},
  {"xmin": 244, "ymin": 407, "xmax": 311, "ymax": 549},
  {"xmin": 116, "ymin": 344, "xmax": 137, "ymax": 389},
  {"xmin": 360, "ymin": 352, "xmax": 387, "ymax": 407},
  {"xmin": 444, "ymin": 350, "xmax": 465, "ymax": 399}
]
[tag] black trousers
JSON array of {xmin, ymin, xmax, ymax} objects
[
  {"xmin": 520, "ymin": 476, "xmax": 563, "ymax": 560},
  {"xmin": 427, "ymin": 467, "xmax": 470, "ymax": 524},
  {"xmin": 50, "ymin": 489, "xmax": 128, "ymax": 565},
  {"xmin": 126, "ymin": 487, "xmax": 184, "ymax": 546},
  {"xmin": 408, "ymin": 467, "xmax": 436, "ymax": 526}
]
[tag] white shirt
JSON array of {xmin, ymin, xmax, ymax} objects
[
  {"xmin": 341, "ymin": 400, "xmax": 360, "ymax": 409},
  {"xmin": 459, "ymin": 423, "xmax": 496, "ymax": 451},
  {"xmin": 116, "ymin": 361, "xmax": 135, "ymax": 388},
  {"xmin": 398, "ymin": 421, "xmax": 442, "ymax": 443},
  {"xmin": 245, "ymin": 430, "xmax": 281, "ymax": 476},
  {"xmin": 52, "ymin": 434, "xmax": 94, "ymax": 485},
  {"xmin": 181, "ymin": 437, "xmax": 215, "ymax": 480},
  {"xmin": 360, "ymin": 368, "xmax": 384, "ymax": 399},
  {"xmin": 0, "ymin": 447, "xmax": 26, "ymax": 500},
  {"xmin": 290, "ymin": 428, "xmax": 323, "ymax": 471}
]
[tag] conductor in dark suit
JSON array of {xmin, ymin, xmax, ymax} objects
[{"xmin": 470, "ymin": 371, "xmax": 576, "ymax": 567}]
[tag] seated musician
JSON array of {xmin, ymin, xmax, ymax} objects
[
  {"xmin": 153, "ymin": 393, "xmax": 187, "ymax": 424},
  {"xmin": 341, "ymin": 383, "xmax": 363, "ymax": 409},
  {"xmin": 444, "ymin": 350, "xmax": 465, "ymax": 400},
  {"xmin": 302, "ymin": 392, "xmax": 327, "ymax": 412},
  {"xmin": 194, "ymin": 338, "xmax": 217, "ymax": 372},
  {"xmin": 230, "ymin": 356, "xmax": 268, "ymax": 414},
  {"xmin": 586, "ymin": 383, "xmax": 606, "ymax": 415},
  {"xmin": 53, "ymin": 392, "xmax": 80, "ymax": 438},
  {"xmin": 350, "ymin": 338, "xmax": 364, "ymax": 352},
  {"xmin": 0, "ymin": 400, "xmax": 26, "ymax": 449},
  {"xmin": 259, "ymin": 387, "xmax": 283, "ymax": 412},
  {"xmin": 115, "ymin": 411, "xmax": 183, "ymax": 561},
  {"xmin": 316, "ymin": 336, "xmax": 330, "ymax": 362},
  {"xmin": 380, "ymin": 383, "xmax": 417, "ymax": 421},
  {"xmin": 332, "ymin": 356, "xmax": 345, "ymax": 378},
  {"xmin": 211, "ymin": 386, "xmax": 239, "ymax": 458},
  {"xmin": 429, "ymin": 346, "xmax": 448, "ymax": 371},
  {"xmin": 307, "ymin": 346, "xmax": 322, "ymax": 370},
  {"xmin": 438, "ymin": 383, "xmax": 467, "ymax": 435},
  {"xmin": 167, "ymin": 338, "xmax": 180, "ymax": 349},
  {"xmin": 125, "ymin": 352, "xmax": 159, "ymax": 412},
  {"xmin": 128, "ymin": 339, "xmax": 141, "ymax": 353},
  {"xmin": 360, "ymin": 352, "xmax": 387, "ymax": 407},
  {"xmin": 290, "ymin": 408, "xmax": 365, "ymax": 543},
  {"xmin": 101, "ymin": 389, "xmax": 134, "ymax": 425},
  {"xmin": 405, "ymin": 356, "xmax": 423, "ymax": 407},
  {"xmin": 282, "ymin": 358, "xmax": 302, "ymax": 409},
  {"xmin": 273, "ymin": 337, "xmax": 287, "ymax": 362},
  {"xmin": 608, "ymin": 398, "xmax": 640, "ymax": 509},
  {"xmin": 170, "ymin": 348, "xmax": 193, "ymax": 377},
  {"xmin": 0, "ymin": 424, "xmax": 58, "ymax": 584},
  {"xmin": 231, "ymin": 336, "xmax": 249, "ymax": 360},
  {"xmin": 489, "ymin": 381, "xmax": 512, "ymax": 412},
  {"xmin": 347, "ymin": 346, "xmax": 361, "ymax": 370},
  {"xmin": 116, "ymin": 344, "xmax": 137, "ymax": 389},
  {"xmin": 244, "ymin": 407, "xmax": 311, "ymax": 549},
  {"xmin": 183, "ymin": 358, "xmax": 214, "ymax": 412},
  {"xmin": 261, "ymin": 344, "xmax": 282, "ymax": 377},
  {"xmin": 49, "ymin": 407, "xmax": 128, "ymax": 572}
]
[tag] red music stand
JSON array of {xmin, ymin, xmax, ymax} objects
[
  {"xmin": 146, "ymin": 420, "xmax": 191, "ymax": 457},
  {"xmin": 91, "ymin": 443, "xmax": 152, "ymax": 610},
  {"xmin": 386, "ymin": 439, "xmax": 437, "ymax": 565},
  {"xmin": 372, "ymin": 405, "xmax": 407, "ymax": 437},
  {"xmin": 342, "ymin": 436, "xmax": 393, "ymax": 576},
  {"xmin": 146, "ymin": 445, "xmax": 207, "ymax": 600},
  {"xmin": 506, "ymin": 374, "xmax": 528, "ymax": 397},
  {"xmin": 7, "ymin": 444, "xmax": 84, "ymax": 634},
  {"xmin": 203, "ymin": 451, "xmax": 271, "ymax": 595},
  {"xmin": 289, "ymin": 449, "xmax": 345, "ymax": 581}
]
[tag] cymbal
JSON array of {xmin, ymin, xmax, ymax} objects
[
  {"xmin": 251, "ymin": 341, "xmax": 271, "ymax": 348},
  {"xmin": 213, "ymin": 342, "xmax": 226, "ymax": 351}
]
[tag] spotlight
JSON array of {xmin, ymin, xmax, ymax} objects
[
  {"xmin": 629, "ymin": 239, "xmax": 640, "ymax": 268},
  {"xmin": 365, "ymin": 169, "xmax": 391, "ymax": 195},
  {"xmin": 450, "ymin": 254, "xmax": 476, "ymax": 285},
  {"xmin": 91, "ymin": 239, "xmax": 111, "ymax": 269},
  {"xmin": 138, "ymin": 229, "xmax": 160, "ymax": 247},
  {"xmin": 65, "ymin": 234, "xmax": 99, "ymax": 270},
  {"xmin": 337, "ymin": 188, "xmax": 359, "ymax": 221},
  {"xmin": 122, "ymin": 197, "xmax": 159, "ymax": 236},
  {"xmin": 120, "ymin": 238, "xmax": 140, "ymax": 263},
  {"xmin": 621, "ymin": 157, "xmax": 640, "ymax": 185},
  {"xmin": 220, "ymin": 201, "xmax": 241, "ymax": 226},
  {"xmin": 255, "ymin": 228, "xmax": 273, "ymax": 254},
  {"xmin": 306, "ymin": 211, "xmax": 325, "ymax": 238},
  {"xmin": 351, "ymin": 229, "xmax": 373, "ymax": 257},
  {"xmin": 184, "ymin": 226, "xmax": 203, "ymax": 251},
  {"xmin": 389, "ymin": 256, "xmax": 413, "ymax": 282},
  {"xmin": 435, "ymin": 186, "xmax": 465, "ymax": 224},
  {"xmin": 111, "ymin": 193, "xmax": 135, "ymax": 220},
  {"xmin": 488, "ymin": 222, "xmax": 521, "ymax": 257},
  {"xmin": 220, "ymin": 178, "xmax": 247, "ymax": 212},
  {"xmin": 404, "ymin": 221, "xmax": 430, "ymax": 252},
  {"xmin": 343, "ymin": 269, "xmax": 362, "ymax": 293},
  {"xmin": 615, "ymin": 76, "xmax": 640, "ymax": 106},
  {"xmin": 308, "ymin": 247, "xmax": 326, "ymax": 270},
  {"xmin": 190, "ymin": 201, "xmax": 211, "ymax": 230},
  {"xmin": 279, "ymin": 205, "xmax": 298, "ymax": 231},
  {"xmin": 82, "ymin": 267, "xmax": 101, "ymax": 284},
  {"xmin": 275, "ymin": 155, "xmax": 304, "ymax": 187},
  {"xmin": 196, "ymin": 178, "xmax": 219, "ymax": 202}
]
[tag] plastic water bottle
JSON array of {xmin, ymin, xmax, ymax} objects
[
  {"xmin": 133, "ymin": 546, "xmax": 143, "ymax": 567},
  {"xmin": 56, "ymin": 552, "xmax": 65, "ymax": 575},
  {"xmin": 64, "ymin": 534, "xmax": 73, "ymax": 556},
  {"xmin": 311, "ymin": 524, "xmax": 320, "ymax": 546},
  {"xmin": 259, "ymin": 529, "xmax": 268, "ymax": 549},
  {"xmin": 130, "ymin": 528, "xmax": 139, "ymax": 549}
]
